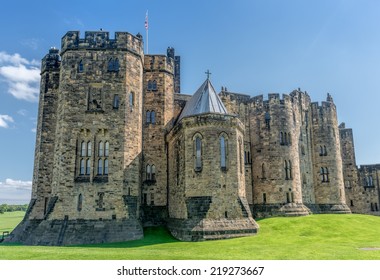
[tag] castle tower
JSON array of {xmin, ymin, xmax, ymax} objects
[
  {"xmin": 167, "ymin": 78, "xmax": 259, "ymax": 241},
  {"xmin": 167, "ymin": 47, "xmax": 181, "ymax": 93},
  {"xmin": 310, "ymin": 94, "xmax": 351, "ymax": 213},
  {"xmin": 141, "ymin": 53, "xmax": 175, "ymax": 225},
  {"xmin": 339, "ymin": 123, "xmax": 360, "ymax": 211},
  {"xmin": 249, "ymin": 94, "xmax": 310, "ymax": 217},
  {"xmin": 30, "ymin": 48, "xmax": 61, "ymax": 219},
  {"xmin": 290, "ymin": 90, "xmax": 316, "ymax": 209},
  {"xmin": 8, "ymin": 48, "xmax": 61, "ymax": 243},
  {"xmin": 10, "ymin": 31, "xmax": 145, "ymax": 245}
]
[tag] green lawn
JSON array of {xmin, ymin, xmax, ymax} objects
[
  {"xmin": 1, "ymin": 213, "xmax": 380, "ymax": 260},
  {"xmin": 0, "ymin": 211, "xmax": 25, "ymax": 233}
]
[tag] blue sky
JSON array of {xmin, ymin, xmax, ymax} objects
[{"xmin": 0, "ymin": 0, "xmax": 380, "ymax": 204}]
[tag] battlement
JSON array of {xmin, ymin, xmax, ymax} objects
[
  {"xmin": 144, "ymin": 54, "xmax": 174, "ymax": 74},
  {"xmin": 359, "ymin": 164, "xmax": 380, "ymax": 172},
  {"xmin": 41, "ymin": 47, "xmax": 61, "ymax": 73},
  {"xmin": 250, "ymin": 93, "xmax": 298, "ymax": 109},
  {"xmin": 219, "ymin": 89, "xmax": 251, "ymax": 104},
  {"xmin": 61, "ymin": 31, "xmax": 144, "ymax": 56}
]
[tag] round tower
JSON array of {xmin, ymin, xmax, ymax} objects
[
  {"xmin": 250, "ymin": 93, "xmax": 310, "ymax": 218},
  {"xmin": 167, "ymin": 78, "xmax": 259, "ymax": 241},
  {"xmin": 310, "ymin": 94, "xmax": 351, "ymax": 213}
]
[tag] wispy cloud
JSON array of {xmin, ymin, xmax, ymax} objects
[
  {"xmin": 0, "ymin": 114, "xmax": 14, "ymax": 128},
  {"xmin": 0, "ymin": 51, "xmax": 40, "ymax": 102},
  {"xmin": 17, "ymin": 109, "xmax": 28, "ymax": 116},
  {"xmin": 20, "ymin": 38, "xmax": 43, "ymax": 51},
  {"xmin": 0, "ymin": 178, "xmax": 32, "ymax": 204}
]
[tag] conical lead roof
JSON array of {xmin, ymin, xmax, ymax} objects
[{"xmin": 178, "ymin": 78, "xmax": 228, "ymax": 121}]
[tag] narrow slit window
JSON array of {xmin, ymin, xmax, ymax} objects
[
  {"xmin": 220, "ymin": 136, "xmax": 226, "ymax": 169},
  {"xmin": 86, "ymin": 159, "xmax": 91, "ymax": 175},
  {"xmin": 81, "ymin": 141, "xmax": 86, "ymax": 157},
  {"xmin": 87, "ymin": 141, "xmax": 92, "ymax": 157},
  {"xmin": 98, "ymin": 141, "xmax": 104, "ymax": 157},
  {"xmin": 98, "ymin": 159, "xmax": 103, "ymax": 175},
  {"xmin": 195, "ymin": 137, "xmax": 202, "ymax": 171},
  {"xmin": 105, "ymin": 141, "xmax": 109, "ymax": 157},
  {"xmin": 80, "ymin": 159, "xmax": 85, "ymax": 175},
  {"xmin": 104, "ymin": 159, "xmax": 108, "ymax": 175}
]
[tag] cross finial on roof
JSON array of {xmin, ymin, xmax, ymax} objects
[{"xmin": 205, "ymin": 69, "xmax": 211, "ymax": 80}]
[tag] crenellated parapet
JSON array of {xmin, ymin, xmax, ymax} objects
[
  {"xmin": 144, "ymin": 54, "xmax": 174, "ymax": 75},
  {"xmin": 41, "ymin": 47, "xmax": 61, "ymax": 74},
  {"xmin": 61, "ymin": 31, "xmax": 144, "ymax": 57},
  {"xmin": 310, "ymin": 94, "xmax": 337, "ymax": 125}
]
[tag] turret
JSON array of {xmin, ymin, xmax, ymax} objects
[
  {"xmin": 310, "ymin": 94, "xmax": 351, "ymax": 213},
  {"xmin": 249, "ymin": 93, "xmax": 310, "ymax": 217}
]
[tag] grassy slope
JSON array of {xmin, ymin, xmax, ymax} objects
[
  {"xmin": 0, "ymin": 213, "xmax": 379, "ymax": 260},
  {"xmin": 0, "ymin": 211, "xmax": 25, "ymax": 233}
]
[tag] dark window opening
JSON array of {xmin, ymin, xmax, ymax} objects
[{"xmin": 113, "ymin": 94, "xmax": 120, "ymax": 109}]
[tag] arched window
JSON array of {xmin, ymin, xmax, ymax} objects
[
  {"xmin": 284, "ymin": 160, "xmax": 292, "ymax": 180},
  {"xmin": 146, "ymin": 111, "xmax": 151, "ymax": 124},
  {"xmin": 323, "ymin": 145, "xmax": 327, "ymax": 156},
  {"xmin": 113, "ymin": 94, "xmax": 120, "ymax": 109},
  {"xmin": 98, "ymin": 141, "xmax": 104, "ymax": 157},
  {"xmin": 261, "ymin": 163, "xmax": 266, "ymax": 179},
  {"xmin": 301, "ymin": 145, "xmax": 305, "ymax": 155},
  {"xmin": 80, "ymin": 159, "xmax": 85, "ymax": 175},
  {"xmin": 105, "ymin": 141, "xmax": 109, "ymax": 157},
  {"xmin": 81, "ymin": 141, "xmax": 86, "ymax": 157},
  {"xmin": 320, "ymin": 167, "xmax": 325, "ymax": 182},
  {"xmin": 280, "ymin": 132, "xmax": 284, "ymax": 145},
  {"xmin": 86, "ymin": 159, "xmax": 91, "ymax": 175},
  {"xmin": 98, "ymin": 159, "xmax": 103, "ymax": 175},
  {"xmin": 220, "ymin": 135, "xmax": 226, "ymax": 169},
  {"xmin": 265, "ymin": 112, "xmax": 271, "ymax": 129},
  {"xmin": 78, "ymin": 60, "xmax": 84, "ymax": 73},
  {"xmin": 114, "ymin": 58, "xmax": 119, "ymax": 71},
  {"xmin": 104, "ymin": 159, "xmax": 108, "ymax": 175},
  {"xmin": 285, "ymin": 161, "xmax": 289, "ymax": 180},
  {"xmin": 107, "ymin": 58, "xmax": 114, "ymax": 71},
  {"xmin": 151, "ymin": 165, "xmax": 156, "ymax": 181},
  {"xmin": 194, "ymin": 136, "xmax": 202, "ymax": 171},
  {"xmin": 77, "ymin": 194, "xmax": 82, "ymax": 211},
  {"xmin": 146, "ymin": 164, "xmax": 151, "ymax": 180},
  {"xmin": 302, "ymin": 174, "xmax": 307, "ymax": 185},
  {"xmin": 320, "ymin": 167, "xmax": 329, "ymax": 182},
  {"xmin": 284, "ymin": 133, "xmax": 288, "ymax": 145},
  {"xmin": 87, "ymin": 141, "xmax": 92, "ymax": 157},
  {"xmin": 129, "ymin": 92, "xmax": 134, "ymax": 109},
  {"xmin": 151, "ymin": 111, "xmax": 156, "ymax": 124},
  {"xmin": 147, "ymin": 81, "xmax": 153, "ymax": 90},
  {"xmin": 320, "ymin": 146, "xmax": 324, "ymax": 156},
  {"xmin": 239, "ymin": 138, "xmax": 243, "ymax": 173}
]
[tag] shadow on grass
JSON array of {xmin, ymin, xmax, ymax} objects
[
  {"xmin": 74, "ymin": 226, "xmax": 181, "ymax": 249},
  {"xmin": 0, "ymin": 227, "xmax": 180, "ymax": 249}
]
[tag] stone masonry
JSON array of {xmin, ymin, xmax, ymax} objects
[{"xmin": 6, "ymin": 28, "xmax": 380, "ymax": 246}]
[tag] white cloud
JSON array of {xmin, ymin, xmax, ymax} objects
[
  {"xmin": 0, "ymin": 178, "xmax": 32, "ymax": 204},
  {"xmin": 0, "ymin": 114, "xmax": 14, "ymax": 128},
  {"xmin": 17, "ymin": 109, "xmax": 28, "ymax": 116},
  {"xmin": 31, "ymin": 128, "xmax": 36, "ymax": 133},
  {"xmin": 0, "ymin": 51, "xmax": 40, "ymax": 102}
]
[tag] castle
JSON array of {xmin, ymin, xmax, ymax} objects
[{"xmin": 8, "ymin": 30, "xmax": 380, "ymax": 245}]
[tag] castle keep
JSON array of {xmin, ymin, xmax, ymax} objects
[{"xmin": 8, "ymin": 30, "xmax": 380, "ymax": 245}]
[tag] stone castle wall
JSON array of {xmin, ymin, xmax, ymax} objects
[{"xmin": 9, "ymin": 28, "xmax": 380, "ymax": 246}]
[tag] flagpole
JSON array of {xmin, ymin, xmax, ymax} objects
[{"xmin": 145, "ymin": 10, "xmax": 149, "ymax": 54}]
